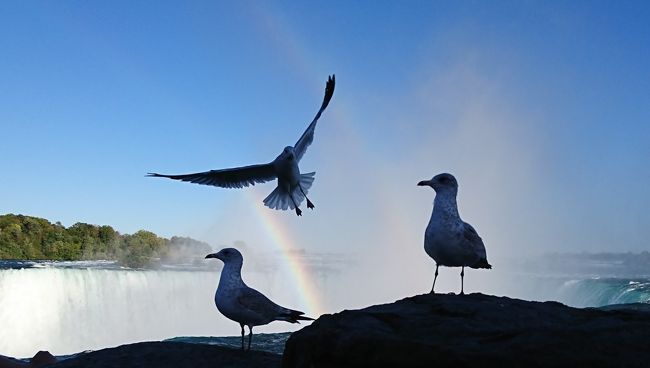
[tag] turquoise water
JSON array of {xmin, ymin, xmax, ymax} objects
[{"xmin": 555, "ymin": 278, "xmax": 650, "ymax": 307}]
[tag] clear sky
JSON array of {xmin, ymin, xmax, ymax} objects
[{"xmin": 1, "ymin": 1, "xmax": 649, "ymax": 302}]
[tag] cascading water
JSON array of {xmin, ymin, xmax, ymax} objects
[
  {"xmin": 2, "ymin": 255, "xmax": 648, "ymax": 358},
  {"xmin": 554, "ymin": 278, "xmax": 650, "ymax": 307},
  {"xmin": 0, "ymin": 263, "xmax": 302, "ymax": 358}
]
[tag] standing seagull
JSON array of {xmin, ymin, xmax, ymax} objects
[
  {"xmin": 148, "ymin": 75, "xmax": 335, "ymax": 216},
  {"xmin": 205, "ymin": 248, "xmax": 313, "ymax": 350},
  {"xmin": 418, "ymin": 173, "xmax": 492, "ymax": 294}
]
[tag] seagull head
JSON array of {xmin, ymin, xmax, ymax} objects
[
  {"xmin": 280, "ymin": 146, "xmax": 295, "ymax": 161},
  {"xmin": 418, "ymin": 173, "xmax": 458, "ymax": 193},
  {"xmin": 205, "ymin": 248, "xmax": 243, "ymax": 264}
]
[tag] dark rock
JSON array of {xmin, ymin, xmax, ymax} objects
[
  {"xmin": 282, "ymin": 293, "xmax": 650, "ymax": 368},
  {"xmin": 0, "ymin": 351, "xmax": 56, "ymax": 368},
  {"xmin": 49, "ymin": 341, "xmax": 281, "ymax": 368},
  {"xmin": 165, "ymin": 332, "xmax": 291, "ymax": 355}
]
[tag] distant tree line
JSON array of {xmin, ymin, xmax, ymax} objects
[{"xmin": 0, "ymin": 214, "xmax": 212, "ymax": 268}]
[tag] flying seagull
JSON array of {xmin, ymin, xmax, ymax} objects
[
  {"xmin": 205, "ymin": 248, "xmax": 313, "ymax": 350},
  {"xmin": 147, "ymin": 75, "xmax": 335, "ymax": 216},
  {"xmin": 418, "ymin": 173, "xmax": 492, "ymax": 294}
]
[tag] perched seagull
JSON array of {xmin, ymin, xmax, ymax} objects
[
  {"xmin": 147, "ymin": 75, "xmax": 335, "ymax": 216},
  {"xmin": 418, "ymin": 173, "xmax": 492, "ymax": 295},
  {"xmin": 205, "ymin": 248, "xmax": 313, "ymax": 350}
]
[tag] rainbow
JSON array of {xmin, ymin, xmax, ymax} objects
[
  {"xmin": 236, "ymin": 3, "xmax": 350, "ymax": 318},
  {"xmin": 245, "ymin": 190, "xmax": 325, "ymax": 317}
]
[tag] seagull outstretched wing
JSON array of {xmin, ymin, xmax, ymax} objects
[
  {"xmin": 293, "ymin": 75, "xmax": 336, "ymax": 162},
  {"xmin": 147, "ymin": 163, "xmax": 276, "ymax": 189}
]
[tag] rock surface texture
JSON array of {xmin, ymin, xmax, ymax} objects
[
  {"xmin": 50, "ymin": 342, "xmax": 281, "ymax": 368},
  {"xmin": 282, "ymin": 293, "xmax": 650, "ymax": 368}
]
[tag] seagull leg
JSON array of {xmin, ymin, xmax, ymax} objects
[
  {"xmin": 430, "ymin": 264, "xmax": 439, "ymax": 294},
  {"xmin": 299, "ymin": 186, "xmax": 314, "ymax": 209},
  {"xmin": 247, "ymin": 326, "xmax": 253, "ymax": 351},
  {"xmin": 289, "ymin": 192, "xmax": 302, "ymax": 216},
  {"xmin": 240, "ymin": 323, "xmax": 245, "ymax": 350},
  {"xmin": 460, "ymin": 266, "xmax": 465, "ymax": 295}
]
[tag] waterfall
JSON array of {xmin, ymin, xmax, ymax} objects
[
  {"xmin": 554, "ymin": 278, "xmax": 650, "ymax": 307},
  {"xmin": 0, "ymin": 265, "xmax": 301, "ymax": 357},
  {"xmin": 3, "ymin": 259, "xmax": 647, "ymax": 358}
]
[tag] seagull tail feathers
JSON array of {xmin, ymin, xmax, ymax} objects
[
  {"xmin": 472, "ymin": 258, "xmax": 492, "ymax": 269},
  {"xmin": 278, "ymin": 309, "xmax": 315, "ymax": 324},
  {"xmin": 263, "ymin": 172, "xmax": 315, "ymax": 210}
]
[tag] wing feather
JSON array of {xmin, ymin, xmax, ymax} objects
[
  {"xmin": 293, "ymin": 75, "xmax": 336, "ymax": 162},
  {"xmin": 147, "ymin": 163, "xmax": 276, "ymax": 189},
  {"xmin": 462, "ymin": 222, "xmax": 491, "ymax": 268},
  {"xmin": 236, "ymin": 288, "xmax": 282, "ymax": 321}
]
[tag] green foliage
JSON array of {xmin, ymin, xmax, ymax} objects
[
  {"xmin": 119, "ymin": 230, "xmax": 168, "ymax": 268},
  {"xmin": 0, "ymin": 214, "xmax": 210, "ymax": 268}
]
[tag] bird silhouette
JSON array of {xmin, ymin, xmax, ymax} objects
[
  {"xmin": 418, "ymin": 173, "xmax": 492, "ymax": 294},
  {"xmin": 148, "ymin": 75, "xmax": 335, "ymax": 216},
  {"xmin": 205, "ymin": 248, "xmax": 313, "ymax": 350}
]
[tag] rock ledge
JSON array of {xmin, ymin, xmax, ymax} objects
[{"xmin": 282, "ymin": 293, "xmax": 650, "ymax": 368}]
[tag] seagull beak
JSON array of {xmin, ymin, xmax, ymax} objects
[{"xmin": 418, "ymin": 180, "xmax": 431, "ymax": 187}]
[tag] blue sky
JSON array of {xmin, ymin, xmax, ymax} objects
[{"xmin": 1, "ymin": 0, "xmax": 649, "ymax": 264}]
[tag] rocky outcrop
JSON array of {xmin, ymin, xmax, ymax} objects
[
  {"xmin": 282, "ymin": 293, "xmax": 650, "ymax": 368},
  {"xmin": 49, "ymin": 342, "xmax": 281, "ymax": 368},
  {"xmin": 4, "ymin": 294, "xmax": 645, "ymax": 367}
]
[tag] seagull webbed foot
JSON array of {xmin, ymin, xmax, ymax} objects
[
  {"xmin": 295, "ymin": 208, "xmax": 302, "ymax": 216},
  {"xmin": 306, "ymin": 199, "xmax": 314, "ymax": 209}
]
